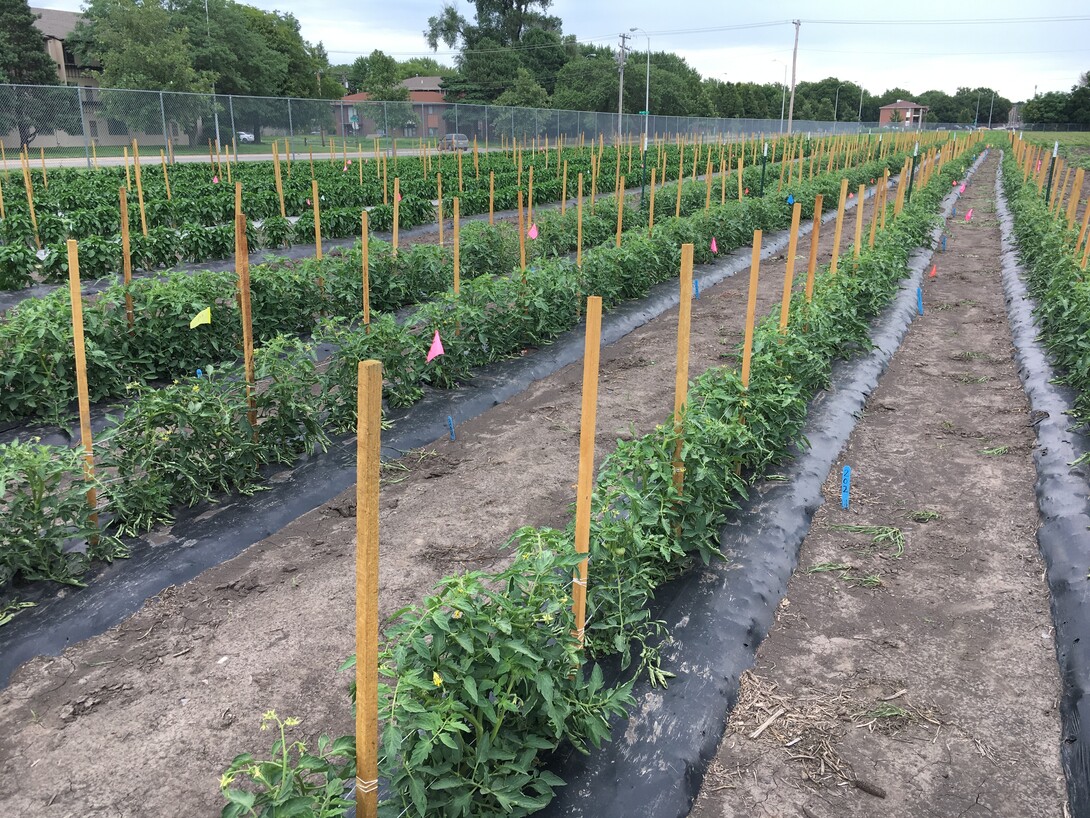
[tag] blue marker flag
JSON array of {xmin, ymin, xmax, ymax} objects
[
  {"xmin": 196, "ymin": 368, "xmax": 203, "ymax": 379},
  {"xmin": 941, "ymin": 235, "xmax": 947, "ymax": 253},
  {"xmin": 786, "ymin": 194, "xmax": 794, "ymax": 205},
  {"xmin": 447, "ymin": 415, "xmax": 456, "ymax": 441},
  {"xmin": 693, "ymin": 279, "xmax": 700, "ymax": 299},
  {"xmin": 917, "ymin": 287, "xmax": 924, "ymax": 315},
  {"xmin": 841, "ymin": 465, "xmax": 851, "ymax": 509}
]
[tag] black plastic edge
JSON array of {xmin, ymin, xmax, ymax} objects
[
  {"xmin": 994, "ymin": 154, "xmax": 1090, "ymax": 817},
  {"xmin": 0, "ymin": 181, "xmax": 873, "ymax": 686},
  {"xmin": 528, "ymin": 149, "xmax": 990, "ymax": 818}
]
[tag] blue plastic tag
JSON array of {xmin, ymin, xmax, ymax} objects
[
  {"xmin": 841, "ymin": 465, "xmax": 851, "ymax": 509},
  {"xmin": 917, "ymin": 287, "xmax": 924, "ymax": 316},
  {"xmin": 693, "ymin": 279, "xmax": 700, "ymax": 299},
  {"xmin": 447, "ymin": 415, "xmax": 456, "ymax": 441}
]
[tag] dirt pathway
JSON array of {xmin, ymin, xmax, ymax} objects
[
  {"xmin": 0, "ymin": 180, "xmax": 885, "ymax": 815},
  {"xmin": 690, "ymin": 153, "xmax": 1066, "ymax": 816}
]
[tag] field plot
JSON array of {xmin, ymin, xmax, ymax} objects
[{"xmin": 6, "ymin": 130, "xmax": 1087, "ymax": 818}]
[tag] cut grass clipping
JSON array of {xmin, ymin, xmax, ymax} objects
[{"xmin": 828, "ymin": 524, "xmax": 906, "ymax": 558}]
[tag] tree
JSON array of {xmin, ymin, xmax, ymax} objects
[
  {"xmin": 397, "ymin": 57, "xmax": 452, "ymax": 81},
  {"xmin": 349, "ymin": 50, "xmax": 407, "ymax": 100},
  {"xmin": 0, "ymin": 0, "xmax": 83, "ymax": 147},
  {"xmin": 425, "ymin": 0, "xmax": 560, "ymax": 50},
  {"xmin": 0, "ymin": 0, "xmax": 59, "ymax": 85},
  {"xmin": 492, "ymin": 67, "xmax": 551, "ymax": 139},
  {"xmin": 71, "ymin": 0, "xmax": 214, "ymax": 144}
]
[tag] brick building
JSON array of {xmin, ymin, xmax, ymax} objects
[{"xmin": 878, "ymin": 99, "xmax": 929, "ymax": 127}]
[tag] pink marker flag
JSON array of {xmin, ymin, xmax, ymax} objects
[
  {"xmin": 965, "ymin": 208, "xmax": 973, "ymax": 222},
  {"xmin": 397, "ymin": 192, "xmax": 402, "ymax": 202},
  {"xmin": 528, "ymin": 223, "xmax": 539, "ymax": 239},
  {"xmin": 306, "ymin": 198, "xmax": 311, "ymax": 206},
  {"xmin": 426, "ymin": 330, "xmax": 445, "ymax": 363},
  {"xmin": 929, "ymin": 264, "xmax": 937, "ymax": 278},
  {"xmin": 710, "ymin": 237, "xmax": 718, "ymax": 253},
  {"xmin": 848, "ymin": 192, "xmax": 854, "ymax": 198},
  {"xmin": 212, "ymin": 175, "xmax": 219, "ymax": 184},
  {"xmin": 959, "ymin": 184, "xmax": 966, "ymax": 194},
  {"xmin": 952, "ymin": 180, "xmax": 959, "ymax": 187}
]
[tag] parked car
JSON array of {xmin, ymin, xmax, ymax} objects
[
  {"xmin": 441, "ymin": 133, "xmax": 470, "ymax": 151},
  {"xmin": 237, "ymin": 131, "xmax": 255, "ymax": 143}
]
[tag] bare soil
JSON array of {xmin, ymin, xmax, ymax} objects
[
  {"xmin": 0, "ymin": 181, "xmax": 909, "ymax": 816},
  {"xmin": 690, "ymin": 153, "xmax": 1066, "ymax": 817}
]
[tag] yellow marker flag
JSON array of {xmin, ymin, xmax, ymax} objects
[{"xmin": 189, "ymin": 307, "xmax": 211, "ymax": 328}]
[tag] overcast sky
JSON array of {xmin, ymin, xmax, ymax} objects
[{"xmin": 35, "ymin": 0, "xmax": 1090, "ymax": 102}]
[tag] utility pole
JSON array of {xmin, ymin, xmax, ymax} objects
[
  {"xmin": 787, "ymin": 19, "xmax": 800, "ymax": 134},
  {"xmin": 617, "ymin": 33, "xmax": 630, "ymax": 144},
  {"xmin": 987, "ymin": 91, "xmax": 995, "ymax": 128}
]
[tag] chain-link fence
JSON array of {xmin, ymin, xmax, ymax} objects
[{"xmin": 2, "ymin": 82, "xmax": 978, "ymax": 168}]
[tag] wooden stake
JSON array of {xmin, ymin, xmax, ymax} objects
[
  {"xmin": 779, "ymin": 202, "xmax": 802, "ymax": 331},
  {"xmin": 312, "ymin": 179, "xmax": 323, "ymax": 260},
  {"xmin": 0, "ymin": 175, "xmax": 5, "ymax": 220},
  {"xmin": 852, "ymin": 183, "xmax": 866, "ymax": 260},
  {"xmin": 1066, "ymin": 168, "xmax": 1085, "ymax": 230},
  {"xmin": 517, "ymin": 188, "xmax": 527, "ymax": 270},
  {"xmin": 741, "ymin": 230, "xmax": 762, "ymax": 389},
  {"xmin": 806, "ymin": 194, "xmax": 823, "ymax": 302},
  {"xmin": 354, "ymin": 357, "xmax": 382, "ymax": 818},
  {"xmin": 361, "ymin": 211, "xmax": 370, "ymax": 328},
  {"xmin": 737, "ymin": 156, "xmax": 744, "ymax": 202},
  {"xmin": 829, "ymin": 178, "xmax": 849, "ymax": 274},
  {"xmin": 132, "ymin": 140, "xmax": 148, "ymax": 237},
  {"xmin": 160, "ymin": 150, "xmax": 171, "ymax": 199},
  {"xmin": 453, "ymin": 197, "xmax": 461, "ymax": 294},
  {"xmin": 392, "ymin": 178, "xmax": 400, "ymax": 255},
  {"xmin": 120, "ymin": 187, "xmax": 134, "ymax": 330},
  {"xmin": 274, "ymin": 143, "xmax": 286, "ymax": 217},
  {"xmin": 39, "ymin": 146, "xmax": 47, "ymax": 189},
  {"xmin": 615, "ymin": 176, "xmax": 624, "ymax": 247},
  {"xmin": 577, "ymin": 173, "xmax": 584, "ymax": 268},
  {"xmin": 673, "ymin": 243, "xmax": 694, "ymax": 494},
  {"xmin": 66, "ymin": 240, "xmax": 98, "ymax": 531},
  {"xmin": 236, "ymin": 213, "xmax": 256, "ymax": 428},
  {"xmin": 571, "ymin": 295, "xmax": 603, "ymax": 647}
]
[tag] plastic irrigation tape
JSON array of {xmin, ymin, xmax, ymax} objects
[
  {"xmin": 0, "ymin": 179, "xmax": 877, "ymax": 688},
  {"xmin": 532, "ymin": 149, "xmax": 990, "ymax": 818},
  {"xmin": 995, "ymin": 156, "xmax": 1090, "ymax": 817}
]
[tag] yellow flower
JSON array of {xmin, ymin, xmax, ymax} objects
[
  {"xmin": 433, "ymin": 672, "xmax": 443, "ymax": 687},
  {"xmin": 192, "ymin": 385, "xmax": 200, "ymax": 393},
  {"xmin": 451, "ymin": 609, "xmax": 463, "ymax": 619}
]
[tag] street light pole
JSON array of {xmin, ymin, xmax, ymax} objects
[
  {"xmin": 772, "ymin": 60, "xmax": 787, "ymax": 134},
  {"xmin": 833, "ymin": 82, "xmax": 844, "ymax": 128},
  {"xmin": 616, "ymin": 33, "xmax": 630, "ymax": 143},
  {"xmin": 858, "ymin": 85, "xmax": 864, "ymax": 123},
  {"xmin": 974, "ymin": 90, "xmax": 981, "ymax": 127},
  {"xmin": 988, "ymin": 91, "xmax": 995, "ymax": 129}
]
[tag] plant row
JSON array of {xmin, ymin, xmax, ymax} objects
[
  {"xmin": 0, "ymin": 136, "xmax": 856, "ymax": 289},
  {"xmin": 0, "ymin": 146, "xmax": 921, "ymax": 604},
  {"xmin": 218, "ymin": 141, "xmax": 984, "ymax": 817},
  {"xmin": 1001, "ymin": 150, "xmax": 1090, "ymax": 419},
  {"xmin": 0, "ymin": 147, "xmax": 911, "ymax": 428}
]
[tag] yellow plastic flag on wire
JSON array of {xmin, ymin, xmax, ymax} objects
[{"xmin": 189, "ymin": 307, "xmax": 212, "ymax": 329}]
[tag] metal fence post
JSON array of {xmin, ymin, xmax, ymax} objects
[
  {"xmin": 383, "ymin": 102, "xmax": 388, "ymax": 140},
  {"xmin": 229, "ymin": 95, "xmax": 236, "ymax": 143},
  {"xmin": 77, "ymin": 86, "xmax": 91, "ymax": 169},
  {"xmin": 159, "ymin": 90, "xmax": 169, "ymax": 150},
  {"xmin": 287, "ymin": 97, "xmax": 294, "ymax": 157},
  {"xmin": 455, "ymin": 104, "xmax": 459, "ymax": 135}
]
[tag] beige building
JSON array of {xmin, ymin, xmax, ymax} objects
[{"xmin": 32, "ymin": 7, "xmax": 96, "ymax": 87}]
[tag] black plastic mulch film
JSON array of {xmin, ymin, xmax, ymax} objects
[{"xmin": 995, "ymin": 154, "xmax": 1090, "ymax": 817}]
